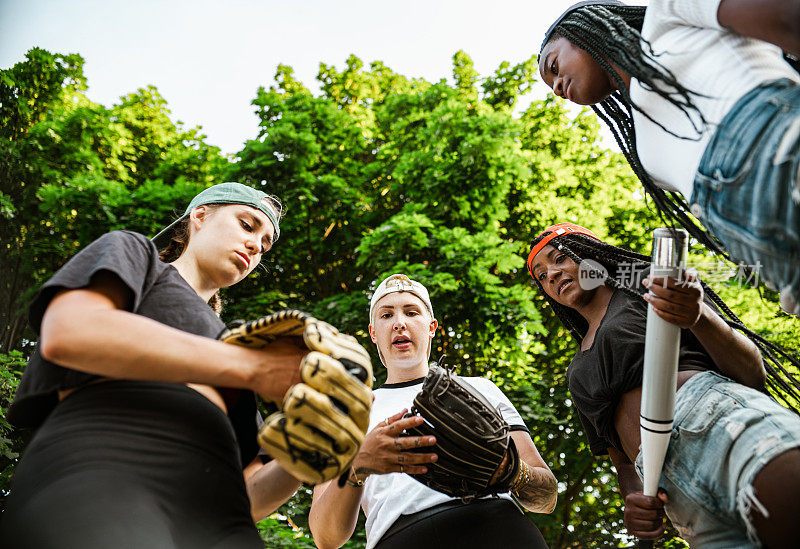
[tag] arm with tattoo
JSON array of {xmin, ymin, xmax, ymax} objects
[
  {"xmin": 509, "ymin": 461, "xmax": 558, "ymax": 513},
  {"xmin": 506, "ymin": 431, "xmax": 558, "ymax": 513}
]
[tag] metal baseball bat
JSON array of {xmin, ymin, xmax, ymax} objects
[{"xmin": 638, "ymin": 228, "xmax": 688, "ymax": 549}]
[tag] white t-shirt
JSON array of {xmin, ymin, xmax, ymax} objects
[
  {"xmin": 360, "ymin": 376, "xmax": 529, "ymax": 549},
  {"xmin": 630, "ymin": 0, "xmax": 800, "ymax": 198}
]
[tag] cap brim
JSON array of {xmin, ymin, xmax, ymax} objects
[{"xmin": 151, "ymin": 214, "xmax": 188, "ymax": 249}]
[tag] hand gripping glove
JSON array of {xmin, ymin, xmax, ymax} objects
[
  {"xmin": 219, "ymin": 310, "xmax": 373, "ymax": 485},
  {"xmin": 403, "ymin": 364, "xmax": 520, "ymax": 502}
]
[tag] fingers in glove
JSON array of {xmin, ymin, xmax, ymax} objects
[
  {"xmin": 283, "ymin": 384, "xmax": 365, "ymax": 452},
  {"xmin": 300, "ymin": 352, "xmax": 372, "ymax": 432},
  {"xmin": 258, "ymin": 413, "xmax": 349, "ymax": 485},
  {"xmin": 303, "ymin": 320, "xmax": 373, "ymax": 387}
]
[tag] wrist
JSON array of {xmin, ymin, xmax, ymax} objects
[
  {"xmin": 345, "ymin": 468, "xmax": 365, "ymax": 488},
  {"xmin": 691, "ymin": 302, "xmax": 714, "ymax": 331},
  {"xmin": 509, "ymin": 461, "xmax": 531, "ymax": 495}
]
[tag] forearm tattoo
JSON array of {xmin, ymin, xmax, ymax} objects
[
  {"xmin": 512, "ymin": 463, "xmax": 558, "ymax": 513},
  {"xmin": 353, "ymin": 466, "xmax": 381, "ymax": 478}
]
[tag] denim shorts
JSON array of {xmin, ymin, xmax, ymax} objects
[
  {"xmin": 634, "ymin": 371, "xmax": 800, "ymax": 547},
  {"xmin": 690, "ymin": 78, "xmax": 800, "ymax": 313}
]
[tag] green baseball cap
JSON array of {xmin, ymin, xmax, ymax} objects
[{"xmin": 152, "ymin": 182, "xmax": 281, "ymax": 248}]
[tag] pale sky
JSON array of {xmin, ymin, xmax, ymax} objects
[{"xmin": 0, "ymin": 0, "xmax": 636, "ymax": 154}]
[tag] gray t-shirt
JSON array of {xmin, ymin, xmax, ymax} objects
[{"xmin": 9, "ymin": 230, "xmax": 262, "ymax": 464}]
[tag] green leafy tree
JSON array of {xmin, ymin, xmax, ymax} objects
[
  {"xmin": 2, "ymin": 46, "xmax": 797, "ymax": 549},
  {"xmin": 0, "ymin": 50, "xmax": 228, "ymax": 354}
]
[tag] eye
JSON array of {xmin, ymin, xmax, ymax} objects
[
  {"xmin": 380, "ymin": 312, "xmax": 391, "ymax": 319},
  {"xmin": 550, "ymin": 59, "xmax": 557, "ymax": 76},
  {"xmin": 537, "ymin": 271, "xmax": 546, "ymax": 281},
  {"xmin": 555, "ymin": 254, "xmax": 566, "ymax": 263},
  {"xmin": 240, "ymin": 219, "xmax": 253, "ymax": 231},
  {"xmin": 406, "ymin": 310, "xmax": 419, "ymax": 317}
]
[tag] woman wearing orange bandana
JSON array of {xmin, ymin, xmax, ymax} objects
[{"xmin": 527, "ymin": 223, "xmax": 800, "ymax": 548}]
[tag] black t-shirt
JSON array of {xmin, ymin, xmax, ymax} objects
[
  {"xmin": 8, "ymin": 230, "xmax": 262, "ymax": 465},
  {"xmin": 567, "ymin": 289, "xmax": 718, "ymax": 456}
]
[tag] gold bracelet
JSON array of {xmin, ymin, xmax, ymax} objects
[
  {"xmin": 509, "ymin": 461, "xmax": 531, "ymax": 495},
  {"xmin": 345, "ymin": 470, "xmax": 365, "ymax": 488}
]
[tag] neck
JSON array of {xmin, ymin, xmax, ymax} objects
[
  {"xmin": 609, "ymin": 63, "xmax": 631, "ymax": 92},
  {"xmin": 578, "ymin": 285, "xmax": 615, "ymax": 331},
  {"xmin": 170, "ymin": 255, "xmax": 220, "ymax": 302},
  {"xmin": 385, "ymin": 361, "xmax": 429, "ymax": 384}
]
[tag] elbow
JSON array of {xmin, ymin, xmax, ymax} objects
[
  {"xmin": 746, "ymin": 343, "xmax": 766, "ymax": 389},
  {"xmin": 39, "ymin": 327, "xmax": 75, "ymax": 365},
  {"xmin": 39, "ymin": 303, "xmax": 84, "ymax": 365},
  {"xmin": 308, "ymin": 511, "xmax": 343, "ymax": 549},
  {"xmin": 309, "ymin": 526, "xmax": 344, "ymax": 549},
  {"xmin": 754, "ymin": 356, "xmax": 767, "ymax": 390},
  {"xmin": 544, "ymin": 474, "xmax": 559, "ymax": 514}
]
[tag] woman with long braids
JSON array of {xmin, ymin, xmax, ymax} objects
[
  {"xmin": 1, "ymin": 182, "xmax": 309, "ymax": 548},
  {"xmin": 527, "ymin": 222, "xmax": 800, "ymax": 547},
  {"xmin": 538, "ymin": 1, "xmax": 800, "ymax": 315}
]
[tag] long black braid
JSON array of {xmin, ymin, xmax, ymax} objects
[
  {"xmin": 543, "ymin": 4, "xmax": 730, "ymax": 258},
  {"xmin": 530, "ymin": 231, "xmax": 800, "ymax": 415}
]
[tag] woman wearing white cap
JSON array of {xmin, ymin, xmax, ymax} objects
[
  {"xmin": 2, "ymin": 182, "xmax": 308, "ymax": 548},
  {"xmin": 309, "ymin": 274, "xmax": 557, "ymax": 549}
]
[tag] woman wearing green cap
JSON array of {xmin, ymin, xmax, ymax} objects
[{"xmin": 1, "ymin": 182, "xmax": 306, "ymax": 548}]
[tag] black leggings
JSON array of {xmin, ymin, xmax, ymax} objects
[
  {"xmin": 0, "ymin": 381, "xmax": 263, "ymax": 549},
  {"xmin": 374, "ymin": 499, "xmax": 549, "ymax": 549}
]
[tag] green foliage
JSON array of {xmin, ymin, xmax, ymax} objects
[
  {"xmin": 0, "ymin": 350, "xmax": 27, "ymax": 510},
  {"xmin": 3, "ymin": 47, "xmax": 798, "ymax": 549},
  {"xmin": 1, "ymin": 50, "xmax": 227, "ymax": 354}
]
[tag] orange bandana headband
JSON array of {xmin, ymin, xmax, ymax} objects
[{"xmin": 526, "ymin": 223, "xmax": 600, "ymax": 278}]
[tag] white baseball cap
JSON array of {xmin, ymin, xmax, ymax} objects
[{"xmin": 369, "ymin": 274, "xmax": 434, "ymax": 322}]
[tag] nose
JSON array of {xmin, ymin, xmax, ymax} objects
[
  {"xmin": 392, "ymin": 317, "xmax": 407, "ymax": 331},
  {"xmin": 553, "ymin": 75, "xmax": 565, "ymax": 99},
  {"xmin": 547, "ymin": 264, "xmax": 562, "ymax": 285},
  {"xmin": 244, "ymin": 237, "xmax": 260, "ymax": 255}
]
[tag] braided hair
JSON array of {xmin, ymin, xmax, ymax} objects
[
  {"xmin": 542, "ymin": 3, "xmax": 729, "ymax": 258},
  {"xmin": 530, "ymin": 230, "xmax": 800, "ymax": 415}
]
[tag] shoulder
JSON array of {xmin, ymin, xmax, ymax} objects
[
  {"xmin": 459, "ymin": 376, "xmax": 512, "ymax": 404},
  {"xmin": 643, "ymin": 0, "xmax": 723, "ymax": 34},
  {"xmin": 461, "ymin": 376, "xmax": 501, "ymax": 393},
  {"xmin": 97, "ymin": 230, "xmax": 157, "ymax": 252},
  {"xmin": 76, "ymin": 230, "xmax": 158, "ymax": 263},
  {"xmin": 601, "ymin": 291, "xmax": 647, "ymax": 334}
]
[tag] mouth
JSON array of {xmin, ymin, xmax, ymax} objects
[
  {"xmin": 235, "ymin": 251, "xmax": 250, "ymax": 269},
  {"xmin": 392, "ymin": 336, "xmax": 412, "ymax": 349},
  {"xmin": 557, "ymin": 279, "xmax": 573, "ymax": 295}
]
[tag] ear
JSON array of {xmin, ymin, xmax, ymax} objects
[
  {"xmin": 428, "ymin": 319, "xmax": 438, "ymax": 338},
  {"xmin": 189, "ymin": 205, "xmax": 209, "ymax": 231},
  {"xmin": 368, "ymin": 324, "xmax": 377, "ymax": 343}
]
